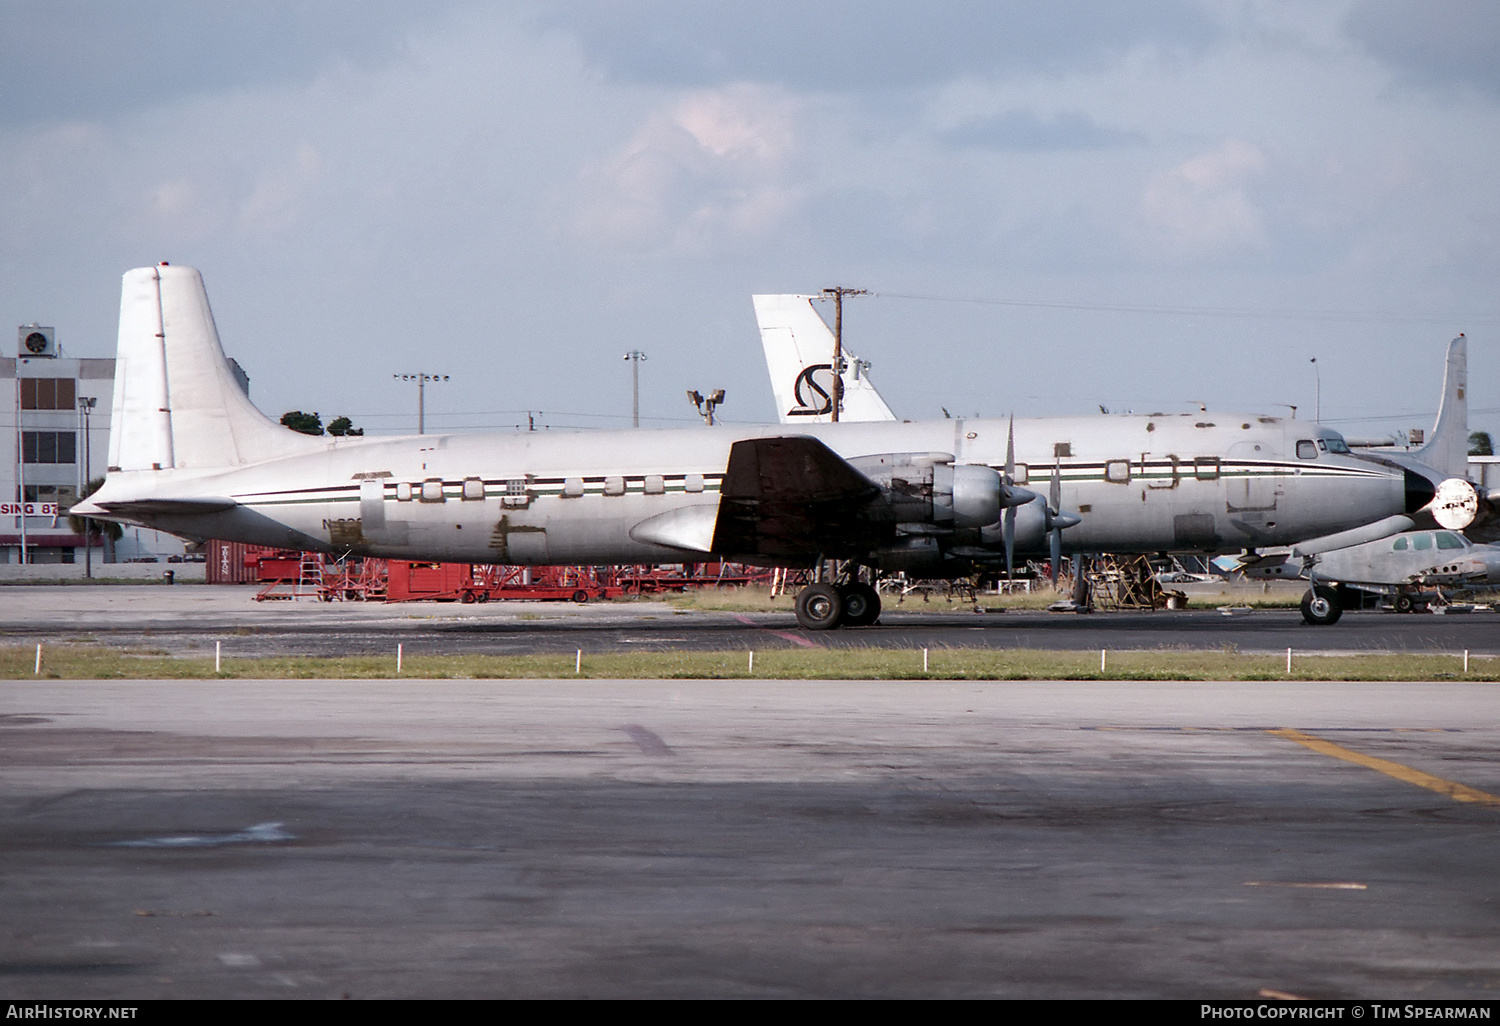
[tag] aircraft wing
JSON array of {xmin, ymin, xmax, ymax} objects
[{"xmin": 711, "ymin": 436, "xmax": 885, "ymax": 563}]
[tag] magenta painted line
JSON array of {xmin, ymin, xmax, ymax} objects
[{"xmin": 733, "ymin": 614, "xmax": 822, "ymax": 648}]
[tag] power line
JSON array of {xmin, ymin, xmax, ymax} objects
[{"xmin": 875, "ymin": 290, "xmax": 1500, "ymax": 326}]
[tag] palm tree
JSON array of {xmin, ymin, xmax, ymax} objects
[{"xmin": 68, "ymin": 477, "xmax": 122, "ymax": 572}]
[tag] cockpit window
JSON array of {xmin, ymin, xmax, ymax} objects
[
  {"xmin": 1322, "ymin": 435, "xmax": 1350, "ymax": 454},
  {"xmin": 1437, "ymin": 532, "xmax": 1465, "ymax": 550},
  {"xmin": 1317, "ymin": 439, "xmax": 1327, "ymax": 451},
  {"xmin": 1393, "ymin": 536, "xmax": 1408, "ymax": 551},
  {"xmin": 1413, "ymin": 533, "xmax": 1433, "ymax": 551},
  {"xmin": 1296, "ymin": 439, "xmax": 1317, "ymax": 459}
]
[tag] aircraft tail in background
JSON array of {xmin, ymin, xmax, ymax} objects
[
  {"xmin": 753, "ymin": 294, "xmax": 898, "ymax": 424},
  {"xmin": 1412, "ymin": 334, "xmax": 1468, "ymax": 480}
]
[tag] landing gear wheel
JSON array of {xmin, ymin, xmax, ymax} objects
[
  {"xmin": 1300, "ymin": 585, "xmax": 1343, "ymax": 626},
  {"xmin": 795, "ymin": 583, "xmax": 844, "ymax": 631},
  {"xmin": 572, "ymin": 590, "xmax": 589, "ymax": 604},
  {"xmin": 461, "ymin": 591, "xmax": 477, "ymax": 604},
  {"xmin": 838, "ymin": 582, "xmax": 881, "ymax": 627},
  {"xmin": 1394, "ymin": 593, "xmax": 1415, "ymax": 614}
]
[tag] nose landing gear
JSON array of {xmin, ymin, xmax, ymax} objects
[{"xmin": 1300, "ymin": 584, "xmax": 1343, "ymax": 625}]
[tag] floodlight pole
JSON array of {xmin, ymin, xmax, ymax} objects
[
  {"xmin": 1310, "ymin": 357, "xmax": 1320, "ymax": 423},
  {"xmin": 821, "ymin": 287, "xmax": 867, "ymax": 422},
  {"xmin": 78, "ymin": 397, "xmax": 96, "ymax": 578},
  {"xmin": 624, "ymin": 350, "xmax": 647, "ymax": 427},
  {"xmin": 394, "ymin": 373, "xmax": 449, "ymax": 435}
]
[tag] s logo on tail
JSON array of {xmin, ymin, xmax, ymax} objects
[{"xmin": 788, "ymin": 364, "xmax": 836, "ymax": 417}]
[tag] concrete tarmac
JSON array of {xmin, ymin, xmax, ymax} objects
[
  {"xmin": 3, "ymin": 678, "xmax": 1498, "ymax": 998},
  {"xmin": 0, "ymin": 585, "xmax": 1495, "ymax": 658}
]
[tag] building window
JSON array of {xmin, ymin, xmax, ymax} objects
[
  {"xmin": 22, "ymin": 431, "xmax": 76, "ymax": 464},
  {"xmin": 20, "ymin": 378, "xmax": 76, "ymax": 410}
]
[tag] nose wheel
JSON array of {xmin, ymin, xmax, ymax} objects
[{"xmin": 1300, "ymin": 584, "xmax": 1343, "ymax": 625}]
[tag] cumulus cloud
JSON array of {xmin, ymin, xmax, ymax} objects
[
  {"xmin": 1346, "ymin": 0, "xmax": 1500, "ymax": 96},
  {"xmin": 1140, "ymin": 140, "xmax": 1268, "ymax": 257},
  {"xmin": 540, "ymin": 0, "xmax": 1218, "ymax": 90},
  {"xmin": 567, "ymin": 85, "xmax": 804, "ymax": 251}
]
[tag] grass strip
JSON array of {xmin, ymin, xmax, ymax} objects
[{"xmin": 2, "ymin": 644, "xmax": 1494, "ymax": 681}]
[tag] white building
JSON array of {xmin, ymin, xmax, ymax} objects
[{"xmin": 2, "ymin": 325, "xmax": 252, "ymax": 564}]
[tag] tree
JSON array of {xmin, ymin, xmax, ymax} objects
[
  {"xmin": 280, "ymin": 410, "xmax": 323, "ymax": 435},
  {"xmin": 1471, "ymin": 431, "xmax": 1494, "ymax": 457},
  {"xmin": 67, "ymin": 476, "xmax": 123, "ymax": 549},
  {"xmin": 327, "ymin": 415, "xmax": 363, "ymax": 437}
]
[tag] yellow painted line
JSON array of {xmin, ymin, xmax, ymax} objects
[{"xmin": 1268, "ymin": 728, "xmax": 1500, "ymax": 806}]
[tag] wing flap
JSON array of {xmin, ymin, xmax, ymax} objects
[{"xmin": 711, "ymin": 436, "xmax": 884, "ymax": 562}]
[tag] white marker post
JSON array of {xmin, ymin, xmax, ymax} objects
[
  {"xmin": 397, "ymin": 643, "xmax": 403, "ymax": 675},
  {"xmin": 748, "ymin": 651, "xmax": 754, "ymax": 674},
  {"xmin": 576, "ymin": 649, "xmax": 582, "ymax": 674},
  {"xmin": 923, "ymin": 648, "xmax": 929, "ymax": 673},
  {"xmin": 1101, "ymin": 649, "xmax": 1107, "ymax": 672},
  {"xmin": 1286, "ymin": 647, "xmax": 1292, "ymax": 674},
  {"xmin": 34, "ymin": 643, "xmax": 41, "ymax": 675},
  {"xmin": 215, "ymin": 641, "xmax": 221, "ymax": 674}
]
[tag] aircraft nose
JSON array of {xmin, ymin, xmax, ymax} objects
[{"xmin": 1404, "ymin": 468, "xmax": 1437, "ymax": 514}]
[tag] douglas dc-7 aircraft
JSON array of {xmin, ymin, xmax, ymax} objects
[
  {"xmin": 755, "ymin": 293, "xmax": 1492, "ymax": 624},
  {"xmin": 77, "ymin": 265, "xmax": 1454, "ymax": 630}
]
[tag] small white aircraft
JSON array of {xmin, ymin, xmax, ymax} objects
[
  {"xmin": 77, "ymin": 266, "xmax": 1455, "ymax": 630},
  {"xmin": 1236, "ymin": 529, "xmax": 1500, "ymax": 620}
]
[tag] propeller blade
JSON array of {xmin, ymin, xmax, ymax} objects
[
  {"xmin": 1005, "ymin": 416, "xmax": 1016, "ymax": 482},
  {"xmin": 1004, "ymin": 417, "xmax": 1016, "ymax": 577},
  {"xmin": 1048, "ymin": 460, "xmax": 1062, "ymax": 587},
  {"xmin": 1004, "ymin": 505, "xmax": 1015, "ymax": 577}
]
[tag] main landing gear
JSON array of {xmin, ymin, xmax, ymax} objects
[{"xmin": 794, "ymin": 579, "xmax": 882, "ymax": 630}]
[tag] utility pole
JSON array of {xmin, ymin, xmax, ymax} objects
[
  {"xmin": 623, "ymin": 350, "xmax": 647, "ymax": 427},
  {"xmin": 393, "ymin": 373, "xmax": 449, "ymax": 434},
  {"xmin": 78, "ymin": 396, "xmax": 96, "ymax": 578},
  {"xmin": 821, "ymin": 287, "xmax": 867, "ymax": 422}
]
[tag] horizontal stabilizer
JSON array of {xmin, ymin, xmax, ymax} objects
[{"xmin": 78, "ymin": 496, "xmax": 239, "ymax": 519}]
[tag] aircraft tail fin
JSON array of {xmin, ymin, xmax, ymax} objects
[
  {"xmin": 1412, "ymin": 334, "xmax": 1468, "ymax": 480},
  {"xmin": 108, "ymin": 265, "xmax": 322, "ymax": 473},
  {"xmin": 753, "ymin": 294, "xmax": 898, "ymax": 424}
]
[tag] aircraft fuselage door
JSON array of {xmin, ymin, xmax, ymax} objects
[{"xmin": 1227, "ymin": 440, "xmax": 1278, "ymax": 512}]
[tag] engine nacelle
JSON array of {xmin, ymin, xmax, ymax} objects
[{"xmin": 848, "ymin": 452, "xmax": 1004, "ymax": 528}]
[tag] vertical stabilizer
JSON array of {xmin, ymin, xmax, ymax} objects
[
  {"xmin": 754, "ymin": 294, "xmax": 898, "ymax": 424},
  {"xmin": 108, "ymin": 265, "xmax": 321, "ymax": 472},
  {"xmin": 1413, "ymin": 334, "xmax": 1468, "ymax": 479}
]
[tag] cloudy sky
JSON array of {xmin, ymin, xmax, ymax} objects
[{"xmin": 3, "ymin": 1, "xmax": 1497, "ymax": 442}]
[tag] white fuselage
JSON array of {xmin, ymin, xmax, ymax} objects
[{"xmin": 105, "ymin": 412, "xmax": 1410, "ymax": 565}]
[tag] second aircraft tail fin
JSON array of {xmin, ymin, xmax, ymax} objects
[
  {"xmin": 753, "ymin": 294, "xmax": 898, "ymax": 424},
  {"xmin": 1412, "ymin": 334, "xmax": 1469, "ymax": 480}
]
